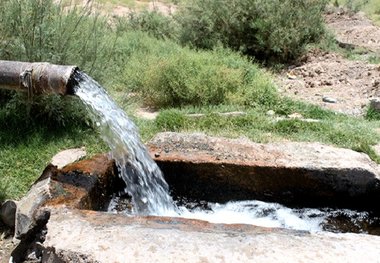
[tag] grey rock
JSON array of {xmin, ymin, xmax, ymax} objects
[
  {"xmin": 0, "ymin": 200, "xmax": 17, "ymax": 228},
  {"xmin": 11, "ymin": 209, "xmax": 50, "ymax": 263},
  {"xmin": 42, "ymin": 247, "xmax": 100, "ymax": 263},
  {"xmin": 51, "ymin": 147, "xmax": 86, "ymax": 169},
  {"xmin": 370, "ymin": 98, "xmax": 380, "ymax": 111},
  {"xmin": 15, "ymin": 167, "xmax": 54, "ymax": 239},
  {"xmin": 322, "ymin": 96, "xmax": 338, "ymax": 103}
]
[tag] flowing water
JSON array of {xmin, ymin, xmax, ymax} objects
[
  {"xmin": 74, "ymin": 72, "xmax": 176, "ymax": 215},
  {"xmin": 176, "ymin": 200, "xmax": 379, "ymax": 233},
  {"xmin": 74, "ymin": 71, "xmax": 379, "ymax": 234}
]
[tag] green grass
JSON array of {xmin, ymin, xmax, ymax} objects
[
  {"xmin": 139, "ymin": 103, "xmax": 380, "ymax": 160},
  {"xmin": 0, "ymin": 123, "xmax": 106, "ymax": 201}
]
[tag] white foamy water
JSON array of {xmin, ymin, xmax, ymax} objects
[
  {"xmin": 74, "ymin": 72, "xmax": 176, "ymax": 215},
  {"xmin": 177, "ymin": 200, "xmax": 326, "ymax": 232}
]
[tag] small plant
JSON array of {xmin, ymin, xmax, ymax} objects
[
  {"xmin": 366, "ymin": 106, "xmax": 380, "ymax": 120},
  {"xmin": 368, "ymin": 55, "xmax": 380, "ymax": 64},
  {"xmin": 155, "ymin": 109, "xmax": 185, "ymax": 131}
]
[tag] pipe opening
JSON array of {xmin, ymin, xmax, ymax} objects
[{"xmin": 0, "ymin": 60, "xmax": 78, "ymax": 96}]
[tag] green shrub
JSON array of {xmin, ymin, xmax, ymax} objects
[
  {"xmin": 0, "ymin": 93, "xmax": 88, "ymax": 132},
  {"xmin": 116, "ymin": 10, "xmax": 178, "ymax": 40},
  {"xmin": 0, "ymin": 0, "xmax": 116, "ymax": 127},
  {"xmin": 334, "ymin": 0, "xmax": 380, "ymax": 24},
  {"xmin": 116, "ymin": 32, "xmax": 277, "ymax": 108},
  {"xmin": 0, "ymin": 0, "xmax": 116, "ymax": 80},
  {"xmin": 366, "ymin": 106, "xmax": 380, "ymax": 120},
  {"xmin": 176, "ymin": 0, "xmax": 328, "ymax": 63}
]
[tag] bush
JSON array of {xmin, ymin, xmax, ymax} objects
[
  {"xmin": 117, "ymin": 33, "xmax": 277, "ymax": 108},
  {"xmin": 0, "ymin": 0, "xmax": 116, "ymax": 79},
  {"xmin": 176, "ymin": 0, "xmax": 328, "ymax": 63},
  {"xmin": 0, "ymin": 0, "xmax": 116, "ymax": 127},
  {"xmin": 116, "ymin": 10, "xmax": 178, "ymax": 40},
  {"xmin": 0, "ymin": 92, "xmax": 88, "ymax": 131}
]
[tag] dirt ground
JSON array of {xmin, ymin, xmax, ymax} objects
[
  {"xmin": 326, "ymin": 10, "xmax": 380, "ymax": 53},
  {"xmin": 279, "ymin": 49, "xmax": 380, "ymax": 116},
  {"xmin": 279, "ymin": 10, "xmax": 380, "ymax": 116}
]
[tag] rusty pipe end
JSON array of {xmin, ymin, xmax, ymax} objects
[
  {"xmin": 0, "ymin": 60, "xmax": 79, "ymax": 96},
  {"xmin": 30, "ymin": 63, "xmax": 79, "ymax": 96}
]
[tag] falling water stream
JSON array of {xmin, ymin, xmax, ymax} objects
[
  {"xmin": 74, "ymin": 72, "xmax": 176, "ymax": 215},
  {"xmin": 74, "ymin": 71, "xmax": 379, "ymax": 233}
]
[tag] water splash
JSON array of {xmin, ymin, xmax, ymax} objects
[
  {"xmin": 178, "ymin": 200, "xmax": 325, "ymax": 232},
  {"xmin": 74, "ymin": 72, "xmax": 176, "ymax": 215}
]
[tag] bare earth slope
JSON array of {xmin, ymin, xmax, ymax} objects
[{"xmin": 279, "ymin": 11, "xmax": 380, "ymax": 116}]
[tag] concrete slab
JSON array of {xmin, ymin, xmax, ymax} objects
[
  {"xmin": 148, "ymin": 132, "xmax": 380, "ymax": 210},
  {"xmin": 43, "ymin": 208, "xmax": 380, "ymax": 263}
]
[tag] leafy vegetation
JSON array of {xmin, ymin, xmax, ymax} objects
[
  {"xmin": 118, "ymin": 38, "xmax": 276, "ymax": 108},
  {"xmin": 0, "ymin": 123, "xmax": 106, "ymax": 200},
  {"xmin": 0, "ymin": 0, "xmax": 115, "ymax": 79},
  {"xmin": 117, "ymin": 10, "xmax": 178, "ymax": 39},
  {"xmin": 366, "ymin": 106, "xmax": 380, "ymax": 121},
  {"xmin": 176, "ymin": 0, "xmax": 328, "ymax": 63},
  {"xmin": 0, "ymin": 0, "xmax": 117, "ymax": 130}
]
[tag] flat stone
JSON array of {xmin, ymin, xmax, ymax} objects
[
  {"xmin": 187, "ymin": 112, "xmax": 247, "ymax": 118},
  {"xmin": 147, "ymin": 132, "xmax": 380, "ymax": 211},
  {"xmin": 42, "ymin": 208, "xmax": 380, "ymax": 263},
  {"xmin": 51, "ymin": 147, "xmax": 86, "ymax": 169},
  {"xmin": 135, "ymin": 108, "xmax": 159, "ymax": 120},
  {"xmin": 322, "ymin": 96, "xmax": 338, "ymax": 103}
]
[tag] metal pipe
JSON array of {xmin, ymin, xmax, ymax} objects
[{"xmin": 0, "ymin": 60, "xmax": 78, "ymax": 96}]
